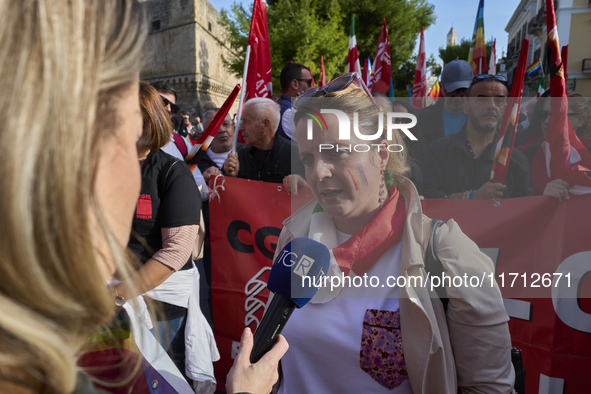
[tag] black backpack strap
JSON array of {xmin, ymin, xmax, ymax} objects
[{"xmin": 425, "ymin": 218, "xmax": 449, "ymax": 311}]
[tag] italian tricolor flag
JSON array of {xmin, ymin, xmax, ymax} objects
[{"xmin": 347, "ymin": 14, "xmax": 361, "ymax": 73}]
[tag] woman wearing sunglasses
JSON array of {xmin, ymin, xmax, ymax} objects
[
  {"xmin": 0, "ymin": 1, "xmax": 285, "ymax": 393},
  {"xmin": 274, "ymin": 73, "xmax": 514, "ymax": 393}
]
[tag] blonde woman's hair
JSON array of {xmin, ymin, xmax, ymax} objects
[
  {"xmin": 0, "ymin": 0, "xmax": 147, "ymax": 392},
  {"xmin": 293, "ymin": 84, "xmax": 409, "ymax": 191}
]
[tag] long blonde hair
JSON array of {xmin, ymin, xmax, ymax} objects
[{"xmin": 0, "ymin": 0, "xmax": 147, "ymax": 392}]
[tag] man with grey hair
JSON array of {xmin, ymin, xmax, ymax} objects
[
  {"xmin": 224, "ymin": 98, "xmax": 304, "ymax": 183},
  {"xmin": 197, "ymin": 108, "xmax": 239, "ymax": 175}
]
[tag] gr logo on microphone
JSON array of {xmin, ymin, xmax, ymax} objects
[{"xmin": 277, "ymin": 249, "xmax": 315, "ymax": 277}]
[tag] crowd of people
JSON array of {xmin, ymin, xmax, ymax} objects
[{"xmin": 2, "ymin": 0, "xmax": 590, "ymax": 393}]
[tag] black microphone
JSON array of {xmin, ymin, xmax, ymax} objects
[{"xmin": 250, "ymin": 237, "xmax": 330, "ymax": 363}]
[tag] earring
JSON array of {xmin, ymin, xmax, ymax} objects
[{"xmin": 379, "ymin": 169, "xmax": 386, "ymax": 208}]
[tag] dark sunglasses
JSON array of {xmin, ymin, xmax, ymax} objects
[
  {"xmin": 293, "ymin": 72, "xmax": 379, "ymax": 111},
  {"xmin": 160, "ymin": 95, "xmax": 180, "ymax": 114},
  {"xmin": 296, "ymin": 78, "xmax": 313, "ymax": 86},
  {"xmin": 472, "ymin": 74, "xmax": 508, "ymax": 85}
]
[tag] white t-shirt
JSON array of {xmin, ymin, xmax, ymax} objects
[
  {"xmin": 278, "ymin": 237, "xmax": 412, "ymax": 394},
  {"xmin": 206, "ymin": 149, "xmax": 230, "ymax": 170}
]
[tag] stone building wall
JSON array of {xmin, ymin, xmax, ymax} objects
[{"xmin": 140, "ymin": 0, "xmax": 241, "ymax": 116}]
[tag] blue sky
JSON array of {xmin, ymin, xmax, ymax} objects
[{"xmin": 211, "ymin": 0, "xmax": 520, "ymax": 66}]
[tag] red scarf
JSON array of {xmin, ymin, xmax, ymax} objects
[{"xmin": 333, "ymin": 188, "xmax": 406, "ymax": 276}]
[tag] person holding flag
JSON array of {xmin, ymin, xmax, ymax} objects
[
  {"xmin": 523, "ymin": 0, "xmax": 591, "ymax": 200},
  {"xmin": 422, "ymin": 74, "xmax": 533, "ymax": 200}
]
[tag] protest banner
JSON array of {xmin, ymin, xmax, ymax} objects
[{"xmin": 210, "ymin": 176, "xmax": 591, "ymax": 393}]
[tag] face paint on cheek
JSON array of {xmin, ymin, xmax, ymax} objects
[
  {"xmin": 347, "ymin": 169, "xmax": 360, "ymax": 191},
  {"xmin": 356, "ymin": 163, "xmax": 369, "ymax": 188}
]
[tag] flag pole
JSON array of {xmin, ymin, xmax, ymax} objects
[
  {"xmin": 232, "ymin": 44, "xmax": 251, "ymax": 154},
  {"xmin": 479, "ymin": 58, "xmax": 482, "ymax": 74}
]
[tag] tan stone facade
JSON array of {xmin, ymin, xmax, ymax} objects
[
  {"xmin": 140, "ymin": 0, "xmax": 241, "ymax": 116},
  {"xmin": 505, "ymin": 0, "xmax": 591, "ymax": 97}
]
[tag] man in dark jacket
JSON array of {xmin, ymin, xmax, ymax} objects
[
  {"xmin": 421, "ymin": 74, "xmax": 533, "ymax": 200},
  {"xmin": 417, "ymin": 59, "xmax": 472, "ymax": 148},
  {"xmin": 223, "ymin": 98, "xmax": 304, "ymax": 183},
  {"xmin": 276, "ymin": 63, "xmax": 312, "ymax": 140}
]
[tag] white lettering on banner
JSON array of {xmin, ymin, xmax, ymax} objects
[
  {"xmin": 375, "ymin": 42, "xmax": 391, "ymax": 65},
  {"xmin": 244, "ymin": 266, "xmax": 271, "ymax": 329},
  {"xmin": 552, "ymin": 251, "xmax": 591, "ymax": 334}
]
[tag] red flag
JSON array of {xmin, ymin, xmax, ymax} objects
[
  {"xmin": 369, "ymin": 17, "xmax": 392, "ymax": 95},
  {"xmin": 362, "ymin": 57, "xmax": 369, "ymax": 85},
  {"xmin": 319, "ymin": 56, "xmax": 326, "ymax": 87},
  {"xmin": 412, "ymin": 26, "xmax": 427, "ymax": 110},
  {"xmin": 488, "ymin": 38, "xmax": 496, "ymax": 75},
  {"xmin": 490, "ymin": 39, "xmax": 529, "ymax": 184},
  {"xmin": 186, "ymin": 84, "xmax": 240, "ymax": 166},
  {"xmin": 246, "ymin": 0, "xmax": 272, "ymax": 100},
  {"xmin": 561, "ymin": 45, "xmax": 568, "ymax": 81},
  {"xmin": 545, "ymin": 0, "xmax": 591, "ymax": 189},
  {"xmin": 347, "ymin": 14, "xmax": 361, "ymax": 73},
  {"xmin": 308, "ymin": 66, "xmax": 316, "ymax": 88}
]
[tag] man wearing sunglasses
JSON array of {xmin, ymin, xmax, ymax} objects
[
  {"xmin": 277, "ymin": 63, "xmax": 313, "ymax": 141},
  {"xmin": 417, "ymin": 59, "xmax": 473, "ymax": 149},
  {"xmin": 421, "ymin": 74, "xmax": 533, "ymax": 201}
]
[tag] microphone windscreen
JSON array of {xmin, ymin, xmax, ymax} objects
[{"xmin": 267, "ymin": 237, "xmax": 330, "ymax": 308}]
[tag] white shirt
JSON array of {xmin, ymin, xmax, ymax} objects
[
  {"xmin": 278, "ymin": 238, "xmax": 413, "ymax": 394},
  {"xmin": 206, "ymin": 149, "xmax": 230, "ymax": 170}
]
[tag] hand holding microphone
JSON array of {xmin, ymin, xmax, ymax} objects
[
  {"xmin": 250, "ymin": 237, "xmax": 330, "ymax": 363},
  {"xmin": 226, "ymin": 237, "xmax": 329, "ymax": 393},
  {"xmin": 226, "ymin": 327, "xmax": 288, "ymax": 394}
]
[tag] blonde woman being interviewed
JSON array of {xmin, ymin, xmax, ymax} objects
[
  {"xmin": 0, "ymin": 1, "xmax": 286, "ymax": 393},
  {"xmin": 275, "ymin": 73, "xmax": 514, "ymax": 393}
]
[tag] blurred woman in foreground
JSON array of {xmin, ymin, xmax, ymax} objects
[
  {"xmin": 0, "ymin": 1, "xmax": 285, "ymax": 393},
  {"xmin": 275, "ymin": 74, "xmax": 514, "ymax": 393}
]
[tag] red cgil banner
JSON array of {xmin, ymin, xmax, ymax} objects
[{"xmin": 210, "ymin": 176, "xmax": 591, "ymax": 393}]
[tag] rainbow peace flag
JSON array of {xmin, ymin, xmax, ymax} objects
[
  {"xmin": 526, "ymin": 59, "xmax": 542, "ymax": 77},
  {"xmin": 467, "ymin": 0, "xmax": 487, "ymax": 75}
]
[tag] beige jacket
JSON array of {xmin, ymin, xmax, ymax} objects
[{"xmin": 275, "ymin": 179, "xmax": 515, "ymax": 394}]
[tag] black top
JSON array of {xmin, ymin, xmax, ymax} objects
[
  {"xmin": 128, "ymin": 149, "xmax": 201, "ymax": 269},
  {"xmin": 237, "ymin": 135, "xmax": 305, "ymax": 183},
  {"xmin": 421, "ymin": 127, "xmax": 533, "ymax": 199}
]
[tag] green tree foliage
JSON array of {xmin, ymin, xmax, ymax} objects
[
  {"xmin": 438, "ymin": 37, "xmax": 494, "ymax": 69},
  {"xmin": 220, "ymin": 0, "xmax": 435, "ymax": 96}
]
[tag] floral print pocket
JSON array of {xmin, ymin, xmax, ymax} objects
[{"xmin": 360, "ymin": 309, "xmax": 408, "ymax": 390}]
